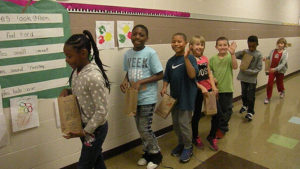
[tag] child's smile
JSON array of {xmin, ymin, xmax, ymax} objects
[
  {"xmin": 171, "ymin": 35, "xmax": 186, "ymax": 55},
  {"xmin": 131, "ymin": 27, "xmax": 148, "ymax": 50},
  {"xmin": 216, "ymin": 40, "xmax": 229, "ymax": 55}
]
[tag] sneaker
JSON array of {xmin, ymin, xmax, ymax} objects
[
  {"xmin": 245, "ymin": 113, "xmax": 253, "ymax": 121},
  {"xmin": 179, "ymin": 148, "xmax": 193, "ymax": 163},
  {"xmin": 171, "ymin": 144, "xmax": 184, "ymax": 157},
  {"xmin": 264, "ymin": 98, "xmax": 269, "ymax": 104},
  {"xmin": 147, "ymin": 162, "xmax": 158, "ymax": 169},
  {"xmin": 207, "ymin": 137, "xmax": 219, "ymax": 151},
  {"xmin": 193, "ymin": 136, "xmax": 204, "ymax": 149},
  {"xmin": 137, "ymin": 152, "xmax": 149, "ymax": 166},
  {"xmin": 239, "ymin": 106, "xmax": 248, "ymax": 113},
  {"xmin": 147, "ymin": 152, "xmax": 162, "ymax": 169},
  {"xmin": 215, "ymin": 129, "xmax": 225, "ymax": 139},
  {"xmin": 280, "ymin": 92, "xmax": 285, "ymax": 99}
]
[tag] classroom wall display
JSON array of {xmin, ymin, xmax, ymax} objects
[
  {"xmin": 10, "ymin": 95, "xmax": 39, "ymax": 132},
  {"xmin": 0, "ymin": 0, "xmax": 72, "ymax": 108},
  {"xmin": 96, "ymin": 21, "xmax": 115, "ymax": 49},
  {"xmin": 117, "ymin": 21, "xmax": 134, "ymax": 48},
  {"xmin": 0, "ymin": 86, "xmax": 9, "ymax": 148}
]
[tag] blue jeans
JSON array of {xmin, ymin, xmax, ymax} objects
[
  {"xmin": 135, "ymin": 104, "xmax": 160, "ymax": 154},
  {"xmin": 78, "ymin": 122, "xmax": 108, "ymax": 169}
]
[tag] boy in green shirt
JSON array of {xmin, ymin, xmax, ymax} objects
[{"xmin": 209, "ymin": 37, "xmax": 238, "ymax": 148}]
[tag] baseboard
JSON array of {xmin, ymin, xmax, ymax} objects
[{"xmin": 61, "ymin": 69, "xmax": 300, "ymax": 169}]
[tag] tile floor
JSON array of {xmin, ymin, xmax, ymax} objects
[{"xmin": 104, "ymin": 74, "xmax": 300, "ymax": 169}]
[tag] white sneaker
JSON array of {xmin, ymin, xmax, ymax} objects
[
  {"xmin": 137, "ymin": 158, "xmax": 147, "ymax": 166},
  {"xmin": 264, "ymin": 98, "xmax": 269, "ymax": 104},
  {"xmin": 280, "ymin": 92, "xmax": 285, "ymax": 99},
  {"xmin": 147, "ymin": 162, "xmax": 159, "ymax": 169}
]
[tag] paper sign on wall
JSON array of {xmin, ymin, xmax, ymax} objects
[
  {"xmin": 96, "ymin": 21, "xmax": 115, "ymax": 49},
  {"xmin": 0, "ymin": 0, "xmax": 72, "ymax": 108},
  {"xmin": 0, "ymin": 86, "xmax": 9, "ymax": 148},
  {"xmin": 117, "ymin": 21, "xmax": 134, "ymax": 48},
  {"xmin": 10, "ymin": 95, "xmax": 39, "ymax": 132}
]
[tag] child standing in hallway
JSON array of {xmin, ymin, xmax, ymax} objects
[
  {"xmin": 264, "ymin": 38, "xmax": 288, "ymax": 104},
  {"xmin": 189, "ymin": 35, "xmax": 219, "ymax": 150},
  {"xmin": 160, "ymin": 33, "xmax": 198, "ymax": 163},
  {"xmin": 60, "ymin": 30, "xmax": 110, "ymax": 169},
  {"xmin": 120, "ymin": 25, "xmax": 163, "ymax": 169},
  {"xmin": 209, "ymin": 37, "xmax": 238, "ymax": 144},
  {"xmin": 235, "ymin": 35, "xmax": 263, "ymax": 121}
]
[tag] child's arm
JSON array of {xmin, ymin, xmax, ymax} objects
[
  {"xmin": 184, "ymin": 48, "xmax": 197, "ymax": 79},
  {"xmin": 65, "ymin": 76, "xmax": 108, "ymax": 138},
  {"xmin": 132, "ymin": 72, "xmax": 163, "ymax": 90},
  {"xmin": 59, "ymin": 88, "xmax": 72, "ymax": 97},
  {"xmin": 160, "ymin": 59, "xmax": 171, "ymax": 96},
  {"xmin": 264, "ymin": 50, "xmax": 273, "ymax": 61},
  {"xmin": 160, "ymin": 81, "xmax": 169, "ymax": 96},
  {"xmin": 243, "ymin": 54, "xmax": 263, "ymax": 75},
  {"xmin": 228, "ymin": 42, "xmax": 238, "ymax": 70},
  {"xmin": 235, "ymin": 50, "xmax": 245, "ymax": 60},
  {"xmin": 84, "ymin": 76, "xmax": 108, "ymax": 135},
  {"xmin": 132, "ymin": 50, "xmax": 164, "ymax": 90},
  {"xmin": 196, "ymin": 82, "xmax": 208, "ymax": 96},
  {"xmin": 208, "ymin": 66, "xmax": 218, "ymax": 95},
  {"xmin": 120, "ymin": 73, "xmax": 129, "ymax": 93}
]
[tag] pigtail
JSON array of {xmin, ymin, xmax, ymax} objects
[{"xmin": 83, "ymin": 30, "xmax": 111, "ymax": 92}]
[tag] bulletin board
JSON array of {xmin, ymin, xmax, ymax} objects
[{"xmin": 0, "ymin": 0, "xmax": 72, "ymax": 108}]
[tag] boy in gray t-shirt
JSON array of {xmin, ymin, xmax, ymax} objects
[{"xmin": 235, "ymin": 36, "xmax": 262, "ymax": 121}]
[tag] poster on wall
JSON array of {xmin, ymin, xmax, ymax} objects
[
  {"xmin": 10, "ymin": 95, "xmax": 39, "ymax": 132},
  {"xmin": 0, "ymin": 86, "xmax": 9, "ymax": 148},
  {"xmin": 0, "ymin": 0, "xmax": 72, "ymax": 108},
  {"xmin": 96, "ymin": 21, "xmax": 115, "ymax": 49},
  {"xmin": 117, "ymin": 21, "xmax": 134, "ymax": 48}
]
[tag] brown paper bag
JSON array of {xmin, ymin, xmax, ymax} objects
[
  {"xmin": 204, "ymin": 92, "xmax": 217, "ymax": 115},
  {"xmin": 155, "ymin": 94, "xmax": 177, "ymax": 119},
  {"xmin": 265, "ymin": 59, "xmax": 271, "ymax": 72},
  {"xmin": 240, "ymin": 53, "xmax": 253, "ymax": 71},
  {"xmin": 124, "ymin": 88, "xmax": 138, "ymax": 116},
  {"xmin": 57, "ymin": 95, "xmax": 82, "ymax": 135}
]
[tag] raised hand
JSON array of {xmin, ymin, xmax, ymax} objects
[{"xmin": 228, "ymin": 41, "xmax": 237, "ymax": 55}]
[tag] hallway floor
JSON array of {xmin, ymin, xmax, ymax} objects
[{"xmin": 105, "ymin": 73, "xmax": 300, "ymax": 169}]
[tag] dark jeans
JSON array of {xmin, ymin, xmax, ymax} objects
[
  {"xmin": 241, "ymin": 81, "xmax": 257, "ymax": 114},
  {"xmin": 78, "ymin": 122, "xmax": 108, "ymax": 169},
  {"xmin": 192, "ymin": 89, "xmax": 222, "ymax": 139},
  {"xmin": 218, "ymin": 93, "xmax": 233, "ymax": 133},
  {"xmin": 208, "ymin": 100, "xmax": 222, "ymax": 138},
  {"xmin": 192, "ymin": 89, "xmax": 205, "ymax": 139}
]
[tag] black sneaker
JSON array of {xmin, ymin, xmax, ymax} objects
[
  {"xmin": 245, "ymin": 113, "xmax": 253, "ymax": 121},
  {"xmin": 137, "ymin": 152, "xmax": 150, "ymax": 166},
  {"xmin": 239, "ymin": 106, "xmax": 247, "ymax": 114},
  {"xmin": 147, "ymin": 152, "xmax": 163, "ymax": 169}
]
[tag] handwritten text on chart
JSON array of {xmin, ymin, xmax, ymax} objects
[
  {"xmin": 0, "ymin": 59, "xmax": 66, "ymax": 77},
  {"xmin": 0, "ymin": 28, "xmax": 64, "ymax": 41},
  {"xmin": 0, "ymin": 14, "xmax": 63, "ymax": 24},
  {"xmin": 0, "ymin": 43, "xmax": 64, "ymax": 59},
  {"xmin": 2, "ymin": 77, "xmax": 69, "ymax": 98}
]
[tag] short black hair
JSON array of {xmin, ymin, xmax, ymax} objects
[
  {"xmin": 248, "ymin": 35, "xmax": 259, "ymax": 45},
  {"xmin": 132, "ymin": 24, "xmax": 149, "ymax": 36},
  {"xmin": 173, "ymin": 32, "xmax": 187, "ymax": 42}
]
